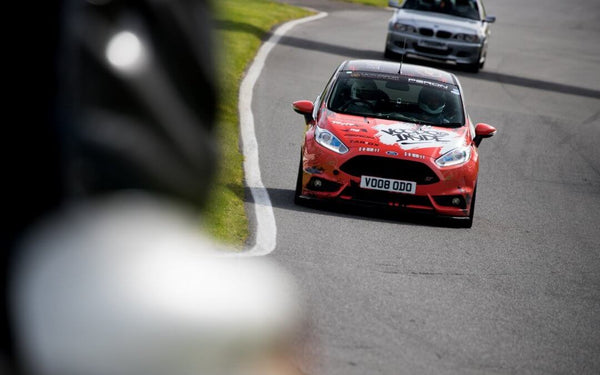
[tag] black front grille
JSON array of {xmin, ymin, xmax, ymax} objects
[
  {"xmin": 340, "ymin": 156, "xmax": 439, "ymax": 185},
  {"xmin": 419, "ymin": 28, "xmax": 434, "ymax": 36},
  {"xmin": 342, "ymin": 182, "xmax": 433, "ymax": 207},
  {"xmin": 436, "ymin": 30, "xmax": 452, "ymax": 39}
]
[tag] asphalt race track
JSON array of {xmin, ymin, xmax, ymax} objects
[{"xmin": 250, "ymin": 0, "xmax": 600, "ymax": 374}]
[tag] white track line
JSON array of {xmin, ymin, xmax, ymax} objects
[{"xmin": 239, "ymin": 10, "xmax": 328, "ymax": 256}]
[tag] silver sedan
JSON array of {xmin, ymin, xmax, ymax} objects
[{"xmin": 385, "ymin": 0, "xmax": 496, "ymax": 72}]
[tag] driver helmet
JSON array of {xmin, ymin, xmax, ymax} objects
[
  {"xmin": 418, "ymin": 86, "xmax": 446, "ymax": 115},
  {"xmin": 350, "ymin": 79, "xmax": 378, "ymax": 101}
]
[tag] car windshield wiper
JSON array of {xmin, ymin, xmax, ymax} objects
[
  {"xmin": 410, "ymin": 120, "xmax": 437, "ymax": 126},
  {"xmin": 382, "ymin": 113, "xmax": 421, "ymax": 123},
  {"xmin": 335, "ymin": 108, "xmax": 373, "ymax": 117},
  {"xmin": 411, "ymin": 121, "xmax": 465, "ymax": 128},
  {"xmin": 438, "ymin": 122, "xmax": 464, "ymax": 128}
]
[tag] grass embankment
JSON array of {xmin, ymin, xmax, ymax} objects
[
  {"xmin": 340, "ymin": 0, "xmax": 389, "ymax": 7},
  {"xmin": 203, "ymin": 0, "xmax": 312, "ymax": 247}
]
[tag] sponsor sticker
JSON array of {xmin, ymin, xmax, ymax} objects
[
  {"xmin": 404, "ymin": 152, "xmax": 425, "ymax": 160},
  {"xmin": 331, "ymin": 120, "xmax": 358, "ymax": 126},
  {"xmin": 374, "ymin": 122, "xmax": 460, "ymax": 153},
  {"xmin": 350, "ymin": 140, "xmax": 379, "ymax": 146},
  {"xmin": 407, "ymin": 78, "xmax": 449, "ymax": 90},
  {"xmin": 358, "ymin": 147, "xmax": 380, "ymax": 153}
]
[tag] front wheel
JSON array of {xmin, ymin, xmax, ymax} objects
[
  {"xmin": 458, "ymin": 186, "xmax": 476, "ymax": 228},
  {"xmin": 463, "ymin": 51, "xmax": 483, "ymax": 73},
  {"xmin": 384, "ymin": 47, "xmax": 403, "ymax": 61},
  {"xmin": 294, "ymin": 156, "xmax": 304, "ymax": 205},
  {"xmin": 463, "ymin": 61, "xmax": 480, "ymax": 73}
]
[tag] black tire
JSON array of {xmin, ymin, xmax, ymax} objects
[
  {"xmin": 384, "ymin": 47, "xmax": 403, "ymax": 61},
  {"xmin": 464, "ymin": 61, "xmax": 480, "ymax": 73},
  {"xmin": 479, "ymin": 46, "xmax": 488, "ymax": 69},
  {"xmin": 458, "ymin": 186, "xmax": 477, "ymax": 228},
  {"xmin": 463, "ymin": 51, "xmax": 483, "ymax": 73},
  {"xmin": 294, "ymin": 156, "xmax": 304, "ymax": 205}
]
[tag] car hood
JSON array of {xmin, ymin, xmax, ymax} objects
[
  {"xmin": 394, "ymin": 9, "xmax": 481, "ymax": 34},
  {"xmin": 325, "ymin": 112, "xmax": 468, "ymax": 159}
]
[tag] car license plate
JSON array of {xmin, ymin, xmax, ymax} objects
[
  {"xmin": 417, "ymin": 40, "xmax": 448, "ymax": 50},
  {"xmin": 360, "ymin": 176, "xmax": 416, "ymax": 195}
]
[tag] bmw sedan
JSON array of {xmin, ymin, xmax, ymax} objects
[
  {"xmin": 385, "ymin": 0, "xmax": 496, "ymax": 72},
  {"xmin": 292, "ymin": 59, "xmax": 496, "ymax": 227}
]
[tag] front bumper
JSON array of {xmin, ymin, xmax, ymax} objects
[
  {"xmin": 298, "ymin": 147, "xmax": 478, "ymax": 218},
  {"xmin": 386, "ymin": 30, "xmax": 483, "ymax": 65}
]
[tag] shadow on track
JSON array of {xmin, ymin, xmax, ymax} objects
[
  {"xmin": 276, "ymin": 34, "xmax": 600, "ymax": 100},
  {"xmin": 215, "ymin": 17, "xmax": 600, "ymax": 99},
  {"xmin": 250, "ymin": 187, "xmax": 471, "ymax": 229}
]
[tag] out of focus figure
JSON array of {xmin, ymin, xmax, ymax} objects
[
  {"xmin": 12, "ymin": 195, "xmax": 306, "ymax": 375},
  {"xmin": 3, "ymin": 1, "xmax": 308, "ymax": 374}
]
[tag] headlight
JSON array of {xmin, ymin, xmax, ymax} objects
[
  {"xmin": 393, "ymin": 23, "xmax": 417, "ymax": 33},
  {"xmin": 454, "ymin": 33, "xmax": 480, "ymax": 43},
  {"xmin": 435, "ymin": 146, "xmax": 471, "ymax": 167},
  {"xmin": 314, "ymin": 126, "xmax": 348, "ymax": 154}
]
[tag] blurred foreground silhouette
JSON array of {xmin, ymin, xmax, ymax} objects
[{"xmin": 3, "ymin": 1, "xmax": 310, "ymax": 374}]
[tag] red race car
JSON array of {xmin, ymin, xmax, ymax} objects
[{"xmin": 292, "ymin": 59, "xmax": 496, "ymax": 227}]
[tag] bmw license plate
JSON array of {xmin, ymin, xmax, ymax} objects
[
  {"xmin": 360, "ymin": 175, "xmax": 416, "ymax": 195},
  {"xmin": 417, "ymin": 40, "xmax": 447, "ymax": 50}
]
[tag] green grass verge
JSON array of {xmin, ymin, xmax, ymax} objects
[
  {"xmin": 339, "ymin": 0, "xmax": 389, "ymax": 7},
  {"xmin": 203, "ymin": 0, "xmax": 313, "ymax": 248}
]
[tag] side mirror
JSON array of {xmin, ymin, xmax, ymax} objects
[
  {"xmin": 388, "ymin": 0, "xmax": 402, "ymax": 9},
  {"xmin": 473, "ymin": 123, "xmax": 496, "ymax": 146},
  {"xmin": 484, "ymin": 15, "xmax": 496, "ymax": 23},
  {"xmin": 292, "ymin": 100, "xmax": 314, "ymax": 124}
]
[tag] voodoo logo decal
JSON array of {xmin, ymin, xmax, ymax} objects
[{"xmin": 374, "ymin": 122, "xmax": 460, "ymax": 153}]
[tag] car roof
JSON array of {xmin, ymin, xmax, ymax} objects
[{"xmin": 340, "ymin": 60, "xmax": 458, "ymax": 85}]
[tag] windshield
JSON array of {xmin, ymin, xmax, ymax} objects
[
  {"xmin": 402, "ymin": 0, "xmax": 481, "ymax": 21},
  {"xmin": 328, "ymin": 72, "xmax": 465, "ymax": 128}
]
